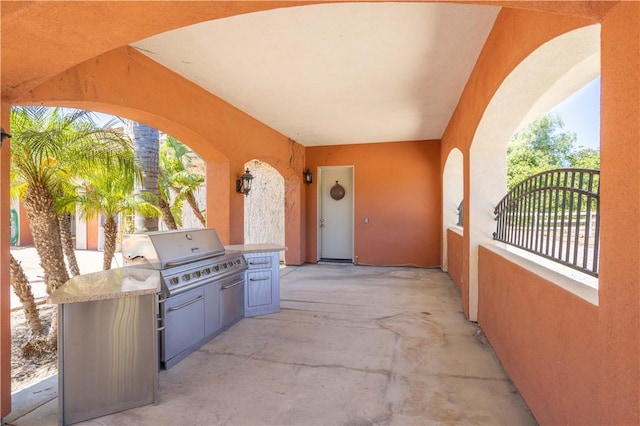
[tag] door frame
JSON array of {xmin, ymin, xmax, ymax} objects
[{"xmin": 316, "ymin": 166, "xmax": 355, "ymax": 263}]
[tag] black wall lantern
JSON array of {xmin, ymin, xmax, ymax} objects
[
  {"xmin": 303, "ymin": 168, "xmax": 313, "ymax": 185},
  {"xmin": 236, "ymin": 168, "xmax": 254, "ymax": 196}
]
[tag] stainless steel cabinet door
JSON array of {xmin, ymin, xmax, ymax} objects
[{"xmin": 163, "ymin": 288, "xmax": 205, "ymax": 363}]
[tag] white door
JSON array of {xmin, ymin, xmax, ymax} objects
[{"xmin": 319, "ymin": 166, "xmax": 354, "ymax": 261}]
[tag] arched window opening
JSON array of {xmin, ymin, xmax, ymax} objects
[
  {"xmin": 442, "ymin": 148, "xmax": 464, "ymax": 272},
  {"xmin": 500, "ymin": 78, "xmax": 600, "ymax": 288}
]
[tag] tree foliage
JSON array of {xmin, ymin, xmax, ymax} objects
[
  {"xmin": 507, "ymin": 112, "xmax": 600, "ymax": 189},
  {"xmin": 159, "ymin": 136, "xmax": 206, "ymax": 228},
  {"xmin": 59, "ymin": 159, "xmax": 146, "ymax": 270},
  {"xmin": 12, "ymin": 108, "xmax": 206, "ymax": 286},
  {"xmin": 10, "ymin": 106, "xmax": 135, "ymax": 349}
]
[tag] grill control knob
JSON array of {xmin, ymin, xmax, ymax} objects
[
  {"xmin": 169, "ymin": 277, "xmax": 179, "ymax": 286},
  {"xmin": 194, "ymin": 270, "xmax": 202, "ymax": 278},
  {"xmin": 204, "ymin": 267, "xmax": 211, "ymax": 275},
  {"xmin": 182, "ymin": 273, "xmax": 191, "ymax": 281},
  {"xmin": 214, "ymin": 265, "xmax": 220, "ymax": 271}
]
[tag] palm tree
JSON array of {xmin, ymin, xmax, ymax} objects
[
  {"xmin": 9, "ymin": 176, "xmax": 44, "ymax": 344},
  {"xmin": 157, "ymin": 192, "xmax": 178, "ymax": 230},
  {"xmin": 161, "ymin": 136, "xmax": 206, "ymax": 227},
  {"xmin": 58, "ymin": 213, "xmax": 80, "ymax": 276},
  {"xmin": 10, "ymin": 254, "xmax": 51, "ymax": 357},
  {"xmin": 10, "ymin": 106, "xmax": 135, "ymax": 347},
  {"xmin": 129, "ymin": 121, "xmax": 160, "ymax": 232},
  {"xmin": 61, "ymin": 164, "xmax": 144, "ymax": 270},
  {"xmin": 10, "ymin": 254, "xmax": 44, "ymax": 339},
  {"xmin": 157, "ymin": 138, "xmax": 181, "ymax": 229}
]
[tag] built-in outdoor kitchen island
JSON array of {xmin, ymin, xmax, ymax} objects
[
  {"xmin": 49, "ymin": 267, "xmax": 161, "ymax": 426},
  {"xmin": 49, "ymin": 228, "xmax": 286, "ymax": 425}
]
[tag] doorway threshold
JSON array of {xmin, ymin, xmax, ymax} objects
[{"xmin": 318, "ymin": 258, "xmax": 353, "ymax": 265}]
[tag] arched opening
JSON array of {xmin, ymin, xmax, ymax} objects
[
  {"xmin": 467, "ymin": 24, "xmax": 600, "ymax": 320},
  {"xmin": 499, "ymin": 80, "xmax": 601, "ymax": 286},
  {"xmin": 442, "ymin": 148, "xmax": 463, "ymax": 272},
  {"xmin": 6, "ymin": 107, "xmax": 223, "ymax": 398},
  {"xmin": 243, "ymin": 159, "xmax": 285, "ymax": 262}
]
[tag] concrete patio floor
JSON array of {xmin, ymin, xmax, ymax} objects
[{"xmin": 6, "ymin": 263, "xmax": 537, "ymax": 425}]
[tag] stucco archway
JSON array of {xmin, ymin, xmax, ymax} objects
[
  {"xmin": 442, "ymin": 148, "xmax": 463, "ymax": 272},
  {"xmin": 243, "ymin": 159, "xmax": 285, "ymax": 259},
  {"xmin": 467, "ymin": 24, "xmax": 600, "ymax": 320}
]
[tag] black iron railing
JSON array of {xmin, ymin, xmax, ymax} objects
[{"xmin": 493, "ymin": 168, "xmax": 600, "ymax": 277}]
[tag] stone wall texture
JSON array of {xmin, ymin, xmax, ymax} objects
[{"xmin": 244, "ymin": 159, "xmax": 285, "ymax": 261}]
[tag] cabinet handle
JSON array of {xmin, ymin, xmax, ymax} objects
[
  {"xmin": 249, "ymin": 277, "xmax": 270, "ymax": 281},
  {"xmin": 221, "ymin": 280, "xmax": 243, "ymax": 290},
  {"xmin": 249, "ymin": 261, "xmax": 270, "ymax": 266},
  {"xmin": 167, "ymin": 295, "xmax": 203, "ymax": 312}
]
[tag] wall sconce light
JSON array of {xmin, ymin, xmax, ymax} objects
[
  {"xmin": 236, "ymin": 168, "xmax": 254, "ymax": 196},
  {"xmin": 303, "ymin": 168, "xmax": 313, "ymax": 185},
  {"xmin": 0, "ymin": 127, "xmax": 11, "ymax": 148}
]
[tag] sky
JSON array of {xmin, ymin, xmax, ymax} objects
[{"xmin": 550, "ymin": 76, "xmax": 601, "ymax": 151}]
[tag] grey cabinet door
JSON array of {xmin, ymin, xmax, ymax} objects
[
  {"xmin": 247, "ymin": 270, "xmax": 273, "ymax": 307},
  {"xmin": 164, "ymin": 288, "xmax": 205, "ymax": 363},
  {"xmin": 220, "ymin": 275, "xmax": 244, "ymax": 329},
  {"xmin": 204, "ymin": 282, "xmax": 221, "ymax": 338},
  {"xmin": 244, "ymin": 252, "xmax": 280, "ymax": 317}
]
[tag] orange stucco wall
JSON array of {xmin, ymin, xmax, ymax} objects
[
  {"xmin": 306, "ymin": 141, "xmax": 441, "ymax": 267},
  {"xmin": 86, "ymin": 217, "xmax": 100, "ymax": 251},
  {"xmin": 2, "ymin": 0, "xmax": 640, "ymax": 423},
  {"xmin": 440, "ymin": 7, "xmax": 596, "ymax": 319},
  {"xmin": 440, "ymin": 2, "xmax": 640, "ymax": 424},
  {"xmin": 478, "ymin": 246, "xmax": 599, "ymax": 424},
  {"xmin": 0, "ymin": 103, "xmax": 11, "ymax": 416},
  {"xmin": 597, "ymin": 2, "xmax": 640, "ymax": 423},
  {"xmin": 441, "ymin": 7, "xmax": 596, "ymax": 157},
  {"xmin": 18, "ymin": 45, "xmax": 307, "ymax": 264},
  {"xmin": 17, "ymin": 204, "xmax": 33, "ymax": 246},
  {"xmin": 446, "ymin": 229, "xmax": 463, "ymax": 291}
]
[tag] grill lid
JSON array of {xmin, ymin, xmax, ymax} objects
[{"xmin": 121, "ymin": 228, "xmax": 226, "ymax": 269}]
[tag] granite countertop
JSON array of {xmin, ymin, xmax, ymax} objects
[
  {"xmin": 225, "ymin": 243, "xmax": 287, "ymax": 253},
  {"xmin": 48, "ymin": 267, "xmax": 161, "ymax": 305}
]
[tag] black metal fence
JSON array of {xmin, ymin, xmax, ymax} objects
[{"xmin": 493, "ymin": 168, "xmax": 600, "ymax": 277}]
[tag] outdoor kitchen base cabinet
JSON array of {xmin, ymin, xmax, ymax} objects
[
  {"xmin": 244, "ymin": 251, "xmax": 281, "ymax": 317},
  {"xmin": 58, "ymin": 293, "xmax": 158, "ymax": 426},
  {"xmin": 162, "ymin": 287, "xmax": 205, "ymax": 368},
  {"xmin": 160, "ymin": 275, "xmax": 243, "ymax": 370}
]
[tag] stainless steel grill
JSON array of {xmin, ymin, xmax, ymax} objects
[{"xmin": 121, "ymin": 228, "xmax": 248, "ymax": 369}]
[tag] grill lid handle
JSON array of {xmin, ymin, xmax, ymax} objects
[{"xmin": 165, "ymin": 253, "xmax": 221, "ymax": 268}]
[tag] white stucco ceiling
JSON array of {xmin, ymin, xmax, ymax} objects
[{"xmin": 132, "ymin": 3, "xmax": 500, "ymax": 147}]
